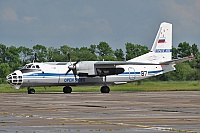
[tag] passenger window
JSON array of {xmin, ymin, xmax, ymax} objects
[
  {"xmin": 36, "ymin": 65, "xmax": 40, "ymax": 68},
  {"xmin": 32, "ymin": 66, "xmax": 35, "ymax": 68}
]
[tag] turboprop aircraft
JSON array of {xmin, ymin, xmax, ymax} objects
[{"xmin": 6, "ymin": 22, "xmax": 194, "ymax": 94}]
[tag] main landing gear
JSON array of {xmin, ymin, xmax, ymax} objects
[
  {"xmin": 100, "ymin": 85, "xmax": 110, "ymax": 93},
  {"xmin": 27, "ymin": 85, "xmax": 110, "ymax": 94},
  {"xmin": 62, "ymin": 76, "xmax": 110, "ymax": 93},
  {"xmin": 62, "ymin": 85, "xmax": 110, "ymax": 93},
  {"xmin": 27, "ymin": 86, "xmax": 109, "ymax": 94},
  {"xmin": 63, "ymin": 86, "xmax": 72, "ymax": 93},
  {"xmin": 100, "ymin": 75, "xmax": 110, "ymax": 93}
]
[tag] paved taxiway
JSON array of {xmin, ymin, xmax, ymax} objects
[{"xmin": 0, "ymin": 91, "xmax": 199, "ymax": 133}]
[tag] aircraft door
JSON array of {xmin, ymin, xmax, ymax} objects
[{"xmin": 128, "ymin": 67, "xmax": 135, "ymax": 80}]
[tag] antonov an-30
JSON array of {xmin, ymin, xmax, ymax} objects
[{"xmin": 6, "ymin": 22, "xmax": 194, "ymax": 94}]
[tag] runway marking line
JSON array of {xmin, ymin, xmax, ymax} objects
[
  {"xmin": 1, "ymin": 111, "xmax": 199, "ymax": 133},
  {"xmin": 55, "ymin": 117, "xmax": 200, "ymax": 133}
]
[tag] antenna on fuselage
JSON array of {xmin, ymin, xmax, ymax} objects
[
  {"xmin": 33, "ymin": 53, "xmax": 37, "ymax": 63},
  {"xmin": 67, "ymin": 53, "xmax": 71, "ymax": 64}
]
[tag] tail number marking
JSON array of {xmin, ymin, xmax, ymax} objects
[{"xmin": 141, "ymin": 71, "xmax": 147, "ymax": 76}]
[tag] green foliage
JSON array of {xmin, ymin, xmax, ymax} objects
[
  {"xmin": 114, "ymin": 48, "xmax": 125, "ymax": 61},
  {"xmin": 0, "ymin": 44, "xmax": 7, "ymax": 63},
  {"xmin": 33, "ymin": 44, "xmax": 47, "ymax": 62},
  {"xmin": 0, "ymin": 63, "xmax": 10, "ymax": 83},
  {"xmin": 88, "ymin": 44, "xmax": 97, "ymax": 54},
  {"xmin": 75, "ymin": 46, "xmax": 97, "ymax": 61},
  {"xmin": 191, "ymin": 43, "xmax": 199, "ymax": 57},
  {"xmin": 18, "ymin": 46, "xmax": 33, "ymax": 65},
  {"xmin": 172, "ymin": 46, "xmax": 178, "ymax": 59},
  {"xmin": 125, "ymin": 42, "xmax": 149, "ymax": 60},
  {"xmin": 177, "ymin": 42, "xmax": 192, "ymax": 58},
  {"xmin": 47, "ymin": 47, "xmax": 62, "ymax": 62},
  {"xmin": 175, "ymin": 63, "xmax": 196, "ymax": 80},
  {"xmin": 6, "ymin": 46, "xmax": 21, "ymax": 71},
  {"xmin": 96, "ymin": 42, "xmax": 115, "ymax": 60}
]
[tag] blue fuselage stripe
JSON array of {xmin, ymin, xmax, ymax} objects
[{"xmin": 23, "ymin": 70, "xmax": 163, "ymax": 78}]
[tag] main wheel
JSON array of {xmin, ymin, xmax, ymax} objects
[
  {"xmin": 28, "ymin": 88, "xmax": 35, "ymax": 94},
  {"xmin": 63, "ymin": 86, "xmax": 72, "ymax": 93},
  {"xmin": 100, "ymin": 86, "xmax": 110, "ymax": 93}
]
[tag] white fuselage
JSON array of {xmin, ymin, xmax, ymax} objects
[{"xmin": 7, "ymin": 61, "xmax": 173, "ymax": 89}]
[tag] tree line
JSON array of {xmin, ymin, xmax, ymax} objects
[{"xmin": 0, "ymin": 42, "xmax": 199, "ymax": 83}]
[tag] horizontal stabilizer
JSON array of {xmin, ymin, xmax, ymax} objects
[{"xmin": 160, "ymin": 56, "xmax": 195, "ymax": 65}]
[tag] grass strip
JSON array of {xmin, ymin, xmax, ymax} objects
[{"xmin": 0, "ymin": 81, "xmax": 199, "ymax": 93}]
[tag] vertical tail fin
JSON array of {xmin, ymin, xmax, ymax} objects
[
  {"xmin": 128, "ymin": 22, "xmax": 172, "ymax": 63},
  {"xmin": 151, "ymin": 22, "xmax": 172, "ymax": 60}
]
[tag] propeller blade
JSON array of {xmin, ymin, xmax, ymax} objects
[
  {"xmin": 72, "ymin": 70, "xmax": 77, "ymax": 80},
  {"xmin": 66, "ymin": 68, "xmax": 71, "ymax": 75},
  {"xmin": 74, "ymin": 60, "xmax": 80, "ymax": 65}
]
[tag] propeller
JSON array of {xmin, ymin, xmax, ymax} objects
[{"xmin": 66, "ymin": 53, "xmax": 80, "ymax": 79}]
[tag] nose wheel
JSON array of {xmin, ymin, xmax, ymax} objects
[{"xmin": 28, "ymin": 87, "xmax": 35, "ymax": 94}]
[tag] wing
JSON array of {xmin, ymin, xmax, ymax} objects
[
  {"xmin": 94, "ymin": 61, "xmax": 160, "ymax": 66},
  {"xmin": 76, "ymin": 61, "xmax": 161, "ymax": 77},
  {"xmin": 92, "ymin": 61, "xmax": 160, "ymax": 76}
]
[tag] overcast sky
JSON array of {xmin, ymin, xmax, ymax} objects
[{"xmin": 0, "ymin": 0, "xmax": 200, "ymax": 51}]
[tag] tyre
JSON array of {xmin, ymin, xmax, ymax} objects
[
  {"xmin": 28, "ymin": 88, "xmax": 35, "ymax": 94},
  {"xmin": 63, "ymin": 86, "xmax": 72, "ymax": 93},
  {"xmin": 100, "ymin": 86, "xmax": 110, "ymax": 93}
]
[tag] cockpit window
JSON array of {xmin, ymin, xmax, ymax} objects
[
  {"xmin": 36, "ymin": 65, "xmax": 40, "ymax": 68},
  {"xmin": 23, "ymin": 64, "xmax": 40, "ymax": 69},
  {"xmin": 26, "ymin": 65, "xmax": 32, "ymax": 68}
]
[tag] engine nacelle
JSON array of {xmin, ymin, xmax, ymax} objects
[
  {"xmin": 76, "ymin": 61, "xmax": 124, "ymax": 76},
  {"xmin": 76, "ymin": 61, "xmax": 97, "ymax": 76}
]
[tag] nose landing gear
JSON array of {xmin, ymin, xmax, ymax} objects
[{"xmin": 27, "ymin": 87, "xmax": 35, "ymax": 94}]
